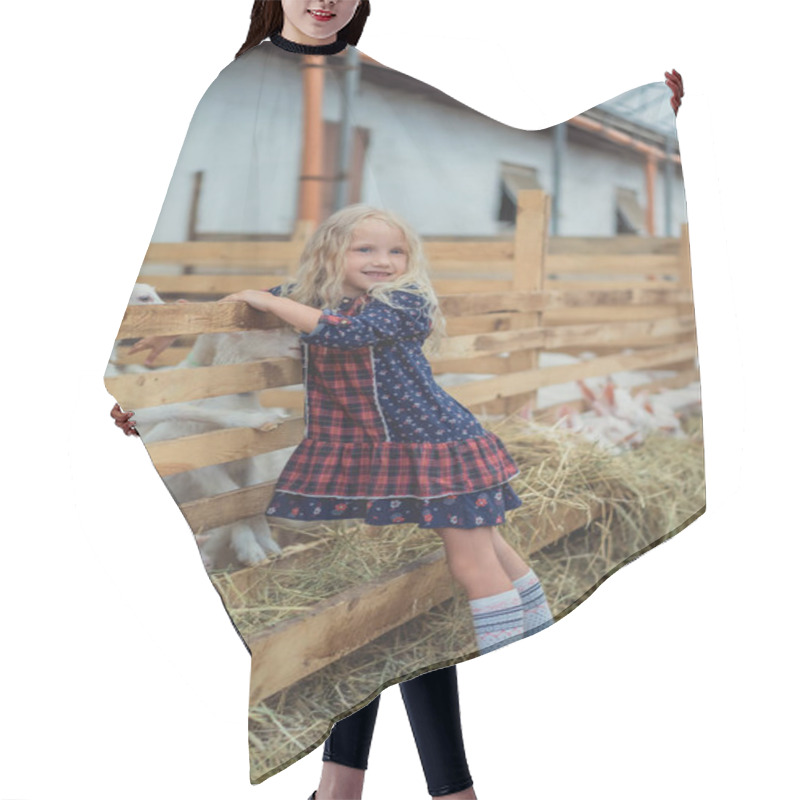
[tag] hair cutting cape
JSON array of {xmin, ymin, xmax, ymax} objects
[{"xmin": 104, "ymin": 36, "xmax": 704, "ymax": 785}]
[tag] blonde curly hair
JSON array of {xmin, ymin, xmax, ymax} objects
[{"xmin": 277, "ymin": 204, "xmax": 447, "ymax": 358}]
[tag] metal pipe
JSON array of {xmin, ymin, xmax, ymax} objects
[
  {"xmin": 645, "ymin": 154, "xmax": 656, "ymax": 235},
  {"xmin": 299, "ymin": 56, "xmax": 327, "ymax": 226},
  {"xmin": 663, "ymin": 135, "xmax": 676, "ymax": 236},
  {"xmin": 334, "ymin": 46, "xmax": 362, "ymax": 212},
  {"xmin": 551, "ymin": 122, "xmax": 566, "ymax": 235}
]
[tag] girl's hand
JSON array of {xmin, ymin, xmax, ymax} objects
[
  {"xmin": 127, "ymin": 334, "xmax": 178, "ymax": 365},
  {"xmin": 110, "ymin": 403, "xmax": 139, "ymax": 437},
  {"xmin": 218, "ymin": 289, "xmax": 273, "ymax": 313},
  {"xmin": 125, "ymin": 298, "xmax": 189, "ymax": 366}
]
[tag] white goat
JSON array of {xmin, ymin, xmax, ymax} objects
[
  {"xmin": 554, "ymin": 377, "xmax": 690, "ymax": 454},
  {"xmin": 110, "ymin": 285, "xmax": 309, "ymax": 569},
  {"xmin": 104, "ymin": 283, "xmax": 165, "ymax": 378}
]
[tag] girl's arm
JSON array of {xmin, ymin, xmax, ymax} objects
[
  {"xmin": 299, "ymin": 289, "xmax": 432, "ymax": 350},
  {"xmin": 220, "ymin": 285, "xmax": 432, "ymax": 349},
  {"xmin": 219, "ymin": 287, "xmax": 322, "ymax": 334}
]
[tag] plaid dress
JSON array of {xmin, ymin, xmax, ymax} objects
[{"xmin": 264, "ymin": 283, "xmax": 524, "ymax": 529}]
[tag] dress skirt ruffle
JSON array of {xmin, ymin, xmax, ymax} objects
[
  {"xmin": 266, "ymin": 480, "xmax": 524, "ymax": 529},
  {"xmin": 270, "ymin": 430, "xmax": 521, "ymax": 498}
]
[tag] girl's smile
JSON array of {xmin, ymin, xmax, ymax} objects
[{"xmin": 341, "ymin": 219, "xmax": 409, "ymax": 297}]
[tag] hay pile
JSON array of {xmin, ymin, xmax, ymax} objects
[{"xmin": 219, "ymin": 412, "xmax": 705, "ymax": 782}]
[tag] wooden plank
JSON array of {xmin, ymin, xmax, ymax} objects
[
  {"xmin": 111, "ymin": 346, "xmax": 193, "ymax": 367},
  {"xmin": 106, "ymin": 357, "xmax": 302, "ymax": 409},
  {"xmin": 112, "ymin": 301, "xmax": 285, "ymax": 340},
  {"xmin": 434, "ymin": 327, "xmax": 547, "ymax": 360},
  {"xmin": 247, "ymin": 549, "xmax": 453, "ymax": 704},
  {"xmin": 545, "ymin": 279, "xmax": 679, "ymax": 290},
  {"xmin": 430, "ymin": 316, "xmax": 694, "ymax": 364},
  {"xmin": 550, "ymin": 335, "xmax": 693, "ymax": 355},
  {"xmin": 545, "ymin": 288, "xmax": 692, "ymax": 307},
  {"xmin": 148, "ymin": 417, "xmax": 305, "ymax": 476},
  {"xmin": 246, "ymin": 499, "xmax": 603, "ymax": 704},
  {"xmin": 137, "ymin": 344, "xmax": 696, "ymax": 477},
  {"xmin": 417, "ymin": 240, "xmax": 514, "ymax": 261},
  {"xmin": 143, "ymin": 235, "xmax": 679, "ymax": 265},
  {"xmin": 423, "ymin": 261, "xmax": 514, "ymax": 272},
  {"xmin": 447, "ymin": 343, "xmax": 697, "ymax": 407},
  {"xmin": 137, "ymin": 275, "xmax": 285, "ymax": 296},
  {"xmin": 144, "ymin": 241, "xmax": 304, "ymax": 266},
  {"xmin": 543, "ymin": 316, "xmax": 696, "ymax": 349},
  {"xmin": 431, "ymin": 279, "xmax": 514, "ymax": 295},
  {"xmin": 677, "ymin": 223, "xmax": 693, "ymax": 290},
  {"xmin": 180, "ymin": 344, "xmax": 698, "ymax": 530},
  {"xmin": 112, "ymin": 292, "xmax": 551, "ymax": 342},
  {"xmin": 547, "ymin": 236, "xmax": 679, "ymax": 255},
  {"xmin": 431, "ymin": 354, "xmax": 516, "ymax": 374},
  {"xmin": 506, "ymin": 189, "xmax": 549, "ymax": 414},
  {"xmin": 542, "ymin": 305, "xmax": 686, "ymax": 324},
  {"xmin": 181, "ymin": 482, "xmax": 278, "ymax": 531},
  {"xmin": 258, "ymin": 387, "xmax": 305, "ymax": 410},
  {"xmin": 545, "ymin": 253, "xmax": 681, "ymax": 275}
]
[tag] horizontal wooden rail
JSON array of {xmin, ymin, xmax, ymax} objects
[
  {"xmin": 107, "ymin": 315, "xmax": 696, "ymax": 411},
  {"xmin": 143, "ymin": 275, "xmax": 686, "ymax": 299},
  {"xmin": 545, "ymin": 253, "xmax": 682, "ymax": 275},
  {"xmin": 144, "ymin": 236, "xmax": 680, "ymax": 267},
  {"xmin": 140, "ymin": 343, "xmax": 696, "ymax": 476},
  {"xmin": 181, "ymin": 480, "xmax": 282, "ymax": 532},
  {"xmin": 106, "ymin": 357, "xmax": 302, "ymax": 409},
  {"xmin": 144, "ymin": 239, "xmax": 518, "ymax": 267},
  {"xmin": 245, "ymin": 500, "xmax": 604, "ymax": 704},
  {"xmin": 147, "ymin": 417, "xmax": 305, "ymax": 477},
  {"xmin": 547, "ymin": 236, "xmax": 680, "ymax": 255},
  {"xmin": 179, "ymin": 361, "xmax": 701, "ymax": 531},
  {"xmin": 145, "ymin": 241, "xmax": 305, "ymax": 267},
  {"xmin": 112, "ymin": 302, "xmax": 284, "ymax": 340},
  {"xmin": 111, "ymin": 288, "xmax": 694, "ymax": 342}
]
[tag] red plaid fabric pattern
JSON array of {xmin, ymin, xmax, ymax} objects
[{"xmin": 273, "ymin": 431, "xmax": 520, "ymax": 499}]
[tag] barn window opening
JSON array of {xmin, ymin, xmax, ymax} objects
[
  {"xmin": 497, "ymin": 163, "xmax": 542, "ymax": 225},
  {"xmin": 615, "ymin": 186, "xmax": 645, "ymax": 235}
]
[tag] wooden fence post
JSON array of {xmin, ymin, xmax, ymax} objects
[{"xmin": 504, "ymin": 189, "xmax": 550, "ymax": 416}]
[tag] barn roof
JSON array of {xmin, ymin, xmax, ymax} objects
[
  {"xmin": 355, "ymin": 52, "xmax": 678, "ymax": 146},
  {"xmin": 274, "ymin": 46, "xmax": 677, "ymax": 147}
]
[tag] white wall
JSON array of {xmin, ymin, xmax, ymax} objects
[{"xmin": 149, "ymin": 46, "xmax": 688, "ymax": 242}]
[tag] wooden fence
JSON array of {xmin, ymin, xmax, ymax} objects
[{"xmin": 105, "ymin": 189, "xmax": 699, "ymax": 701}]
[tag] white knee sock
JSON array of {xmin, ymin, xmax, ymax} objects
[
  {"xmin": 512, "ymin": 568, "xmax": 554, "ymax": 636},
  {"xmin": 468, "ymin": 588, "xmax": 524, "ymax": 654}
]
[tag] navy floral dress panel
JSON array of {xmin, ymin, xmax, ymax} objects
[{"xmin": 263, "ymin": 284, "xmax": 523, "ymax": 529}]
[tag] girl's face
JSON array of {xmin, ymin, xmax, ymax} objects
[
  {"xmin": 341, "ymin": 219, "xmax": 409, "ymax": 297},
  {"xmin": 281, "ymin": 1, "xmax": 361, "ymax": 46}
]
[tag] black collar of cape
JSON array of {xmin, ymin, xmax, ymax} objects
[{"xmin": 268, "ymin": 31, "xmax": 349, "ymax": 55}]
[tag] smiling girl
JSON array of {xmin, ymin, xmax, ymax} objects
[{"xmin": 221, "ymin": 201, "xmax": 554, "ymax": 798}]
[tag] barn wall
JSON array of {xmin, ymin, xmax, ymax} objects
[{"xmin": 149, "ymin": 45, "xmax": 688, "ymax": 243}]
